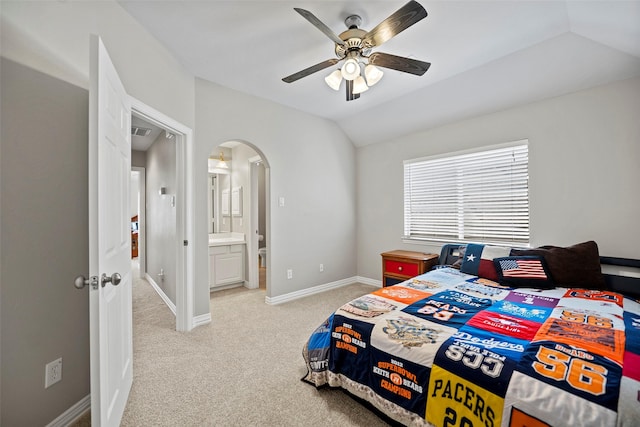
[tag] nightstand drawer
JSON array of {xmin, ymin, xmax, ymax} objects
[
  {"xmin": 384, "ymin": 260, "xmax": 419, "ymax": 277},
  {"xmin": 380, "ymin": 250, "xmax": 439, "ymax": 287}
]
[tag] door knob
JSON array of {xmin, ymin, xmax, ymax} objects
[
  {"xmin": 101, "ymin": 272, "xmax": 122, "ymax": 287},
  {"xmin": 74, "ymin": 275, "xmax": 98, "ymax": 290}
]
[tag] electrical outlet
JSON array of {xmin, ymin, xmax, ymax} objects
[
  {"xmin": 319, "ymin": 264, "xmax": 324, "ymax": 272},
  {"xmin": 45, "ymin": 357, "xmax": 62, "ymax": 388},
  {"xmin": 287, "ymin": 269, "xmax": 293, "ymax": 279}
]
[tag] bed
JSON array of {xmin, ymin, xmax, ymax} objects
[{"xmin": 302, "ymin": 241, "xmax": 640, "ymax": 427}]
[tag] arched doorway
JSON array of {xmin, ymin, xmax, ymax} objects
[{"xmin": 205, "ymin": 140, "xmax": 270, "ymax": 294}]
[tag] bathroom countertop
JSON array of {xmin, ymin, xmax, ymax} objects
[{"xmin": 208, "ymin": 232, "xmax": 245, "ymax": 247}]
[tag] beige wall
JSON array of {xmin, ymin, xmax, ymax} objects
[
  {"xmin": 356, "ymin": 76, "xmax": 640, "ymax": 281},
  {"xmin": 145, "ymin": 135, "xmax": 178, "ymax": 303},
  {"xmin": 0, "ymin": 1, "xmax": 196, "ymax": 424},
  {"xmin": 1, "ymin": 58, "xmax": 91, "ymax": 426},
  {"xmin": 0, "ymin": 0, "xmax": 195, "ymax": 129},
  {"xmin": 132, "ymin": 149, "xmax": 147, "ymax": 168},
  {"xmin": 195, "ymin": 78, "xmax": 358, "ymax": 314},
  {"xmin": 229, "ymin": 143, "xmax": 259, "ymax": 237},
  {"xmin": 1, "ymin": 0, "xmax": 359, "ymax": 317}
]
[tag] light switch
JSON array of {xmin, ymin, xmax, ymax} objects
[{"xmin": 279, "ymin": 197, "xmax": 285, "ymax": 207}]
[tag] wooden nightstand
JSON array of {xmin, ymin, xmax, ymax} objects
[{"xmin": 381, "ymin": 250, "xmax": 439, "ymax": 287}]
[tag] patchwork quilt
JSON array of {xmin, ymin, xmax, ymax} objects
[{"xmin": 302, "ymin": 267, "xmax": 640, "ymax": 427}]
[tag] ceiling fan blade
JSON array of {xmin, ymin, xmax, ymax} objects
[
  {"xmin": 362, "ymin": 1, "xmax": 427, "ymax": 48},
  {"xmin": 294, "ymin": 8, "xmax": 346, "ymax": 46},
  {"xmin": 282, "ymin": 58, "xmax": 341, "ymax": 83},
  {"xmin": 368, "ymin": 52, "xmax": 431, "ymax": 76}
]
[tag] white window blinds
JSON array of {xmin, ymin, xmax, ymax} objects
[{"xmin": 403, "ymin": 141, "xmax": 530, "ymax": 246}]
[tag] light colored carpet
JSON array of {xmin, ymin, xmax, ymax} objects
[{"xmin": 72, "ymin": 274, "xmax": 392, "ymax": 426}]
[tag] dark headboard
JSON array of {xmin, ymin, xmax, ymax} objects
[
  {"xmin": 438, "ymin": 244, "xmax": 466, "ymax": 266},
  {"xmin": 601, "ymin": 256, "xmax": 640, "ymax": 299},
  {"xmin": 438, "ymin": 243, "xmax": 640, "ymax": 300}
]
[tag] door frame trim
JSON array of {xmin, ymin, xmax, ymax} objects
[
  {"xmin": 130, "ymin": 97, "xmax": 195, "ymax": 332},
  {"xmin": 248, "ymin": 155, "xmax": 261, "ymax": 290}
]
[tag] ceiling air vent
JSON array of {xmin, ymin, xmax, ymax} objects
[{"xmin": 131, "ymin": 126, "xmax": 152, "ymax": 137}]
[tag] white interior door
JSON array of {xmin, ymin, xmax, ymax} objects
[{"xmin": 89, "ymin": 35, "xmax": 133, "ymax": 426}]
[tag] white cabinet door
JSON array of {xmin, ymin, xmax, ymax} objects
[{"xmin": 209, "ymin": 245, "xmax": 244, "ymax": 288}]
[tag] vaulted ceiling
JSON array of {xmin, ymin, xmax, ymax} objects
[{"xmin": 118, "ymin": 1, "xmax": 640, "ymax": 147}]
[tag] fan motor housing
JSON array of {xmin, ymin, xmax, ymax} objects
[{"xmin": 335, "ymin": 28, "xmax": 369, "ymax": 58}]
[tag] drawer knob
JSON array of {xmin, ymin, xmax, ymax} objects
[{"xmin": 398, "ymin": 266, "xmax": 403, "ymax": 271}]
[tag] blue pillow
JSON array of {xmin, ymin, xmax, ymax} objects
[{"xmin": 493, "ymin": 256, "xmax": 555, "ymax": 289}]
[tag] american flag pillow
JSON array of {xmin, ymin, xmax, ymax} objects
[{"xmin": 493, "ymin": 256, "xmax": 555, "ymax": 288}]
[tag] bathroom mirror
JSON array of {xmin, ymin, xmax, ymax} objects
[
  {"xmin": 208, "ymin": 148, "xmax": 232, "ymax": 233},
  {"xmin": 208, "ymin": 172, "xmax": 232, "ymax": 233}
]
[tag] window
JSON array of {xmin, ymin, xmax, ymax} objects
[{"xmin": 403, "ymin": 141, "xmax": 529, "ymax": 246}]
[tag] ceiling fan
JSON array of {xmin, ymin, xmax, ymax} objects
[{"xmin": 282, "ymin": 0, "xmax": 431, "ymax": 101}]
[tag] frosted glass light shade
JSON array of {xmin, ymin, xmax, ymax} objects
[
  {"xmin": 352, "ymin": 76, "xmax": 369, "ymax": 94},
  {"xmin": 364, "ymin": 64, "xmax": 383, "ymax": 86},
  {"xmin": 324, "ymin": 69, "xmax": 342, "ymax": 91},
  {"xmin": 341, "ymin": 58, "xmax": 360, "ymax": 81}
]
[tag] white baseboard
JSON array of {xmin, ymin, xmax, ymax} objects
[
  {"xmin": 144, "ymin": 274, "xmax": 208, "ymax": 329},
  {"xmin": 244, "ymin": 279, "xmax": 258, "ymax": 289},
  {"xmin": 46, "ymin": 394, "xmax": 90, "ymax": 427},
  {"xmin": 193, "ymin": 313, "xmax": 212, "ymax": 327},
  {"xmin": 145, "ymin": 273, "xmax": 176, "ymax": 316},
  {"xmin": 264, "ymin": 276, "xmax": 379, "ymax": 305},
  {"xmin": 356, "ymin": 275, "xmax": 382, "ymax": 287}
]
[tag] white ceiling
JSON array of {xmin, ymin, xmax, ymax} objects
[{"xmin": 118, "ymin": 0, "xmax": 640, "ymax": 147}]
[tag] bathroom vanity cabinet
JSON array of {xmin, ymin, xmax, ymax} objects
[{"xmin": 208, "ymin": 238, "xmax": 245, "ymax": 289}]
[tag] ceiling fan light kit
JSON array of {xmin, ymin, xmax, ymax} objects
[
  {"xmin": 282, "ymin": 0, "xmax": 431, "ymax": 102},
  {"xmin": 364, "ymin": 64, "xmax": 384, "ymax": 86},
  {"xmin": 352, "ymin": 75, "xmax": 369, "ymax": 94},
  {"xmin": 341, "ymin": 58, "xmax": 361, "ymax": 80},
  {"xmin": 324, "ymin": 69, "xmax": 343, "ymax": 91}
]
